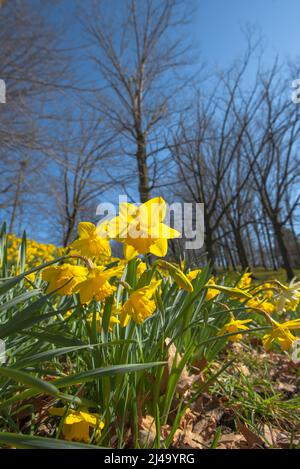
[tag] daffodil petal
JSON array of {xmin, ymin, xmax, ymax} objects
[
  {"xmin": 77, "ymin": 222, "xmax": 96, "ymax": 239},
  {"xmin": 124, "ymin": 243, "xmax": 139, "ymax": 260},
  {"xmin": 138, "ymin": 197, "xmax": 167, "ymax": 228},
  {"xmin": 149, "ymin": 238, "xmax": 168, "ymax": 257}
]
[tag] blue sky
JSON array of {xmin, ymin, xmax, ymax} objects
[
  {"xmin": 194, "ymin": 0, "xmax": 300, "ymax": 66},
  {"xmin": 51, "ymin": 0, "xmax": 300, "ymax": 73}
]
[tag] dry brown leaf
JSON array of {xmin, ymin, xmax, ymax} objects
[
  {"xmin": 138, "ymin": 415, "xmax": 157, "ymax": 447},
  {"xmin": 218, "ymin": 433, "xmax": 246, "ymax": 449},
  {"xmin": 262, "ymin": 425, "xmax": 299, "ymax": 448},
  {"xmin": 276, "ymin": 431, "xmax": 299, "ymax": 449},
  {"xmin": 173, "ymin": 428, "xmax": 204, "ymax": 449},
  {"xmin": 236, "ymin": 420, "xmax": 266, "ymax": 448},
  {"xmin": 179, "ymin": 407, "xmax": 199, "ymax": 431}
]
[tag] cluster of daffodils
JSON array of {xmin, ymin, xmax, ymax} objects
[
  {"xmin": 39, "ymin": 198, "xmax": 300, "ymax": 352},
  {"xmin": 222, "ymin": 272, "xmax": 300, "ymax": 350},
  {"xmin": 6, "ymin": 233, "xmax": 63, "ymax": 268},
  {"xmin": 24, "ymin": 197, "xmax": 298, "ymax": 443},
  {"xmin": 236, "ymin": 272, "xmax": 300, "ymax": 315},
  {"xmin": 41, "ymin": 198, "xmax": 180, "ymax": 331}
]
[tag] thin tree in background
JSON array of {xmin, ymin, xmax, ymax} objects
[
  {"xmin": 49, "ymin": 110, "xmax": 118, "ymax": 246},
  {"xmin": 0, "ymin": 1, "xmax": 69, "ymax": 231},
  {"xmin": 241, "ymin": 62, "xmax": 300, "ymax": 280}
]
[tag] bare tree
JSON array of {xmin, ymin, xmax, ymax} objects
[
  {"xmin": 170, "ymin": 47, "xmax": 262, "ymax": 267},
  {"xmin": 0, "ymin": 0, "xmax": 69, "ymax": 231},
  {"xmin": 48, "ymin": 110, "xmax": 118, "ymax": 246},
  {"xmin": 79, "ymin": 0, "xmax": 195, "ymax": 202},
  {"xmin": 241, "ymin": 61, "xmax": 300, "ymax": 279}
]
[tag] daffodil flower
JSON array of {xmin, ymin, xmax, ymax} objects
[
  {"xmin": 156, "ymin": 260, "xmax": 193, "ymax": 292},
  {"xmin": 76, "ymin": 265, "xmax": 123, "ymax": 304},
  {"xmin": 275, "ymin": 279, "xmax": 300, "ymax": 313},
  {"xmin": 69, "ymin": 221, "xmax": 111, "ymax": 260},
  {"xmin": 218, "ymin": 317, "xmax": 252, "ymax": 342},
  {"xmin": 49, "ymin": 408, "xmax": 104, "ymax": 443},
  {"xmin": 237, "ymin": 272, "xmax": 252, "ymax": 290},
  {"xmin": 247, "ymin": 296, "xmax": 276, "ymax": 315},
  {"xmin": 187, "ymin": 268, "xmax": 201, "ymax": 282},
  {"xmin": 263, "ymin": 318, "xmax": 300, "ymax": 351},
  {"xmin": 106, "ymin": 197, "xmax": 180, "ymax": 260},
  {"xmin": 206, "ymin": 284, "xmax": 253, "ymax": 300},
  {"xmin": 120, "ymin": 279, "xmax": 161, "ymax": 326},
  {"xmin": 42, "ymin": 264, "xmax": 88, "ymax": 296},
  {"xmin": 204, "ymin": 278, "xmax": 220, "ymax": 301}
]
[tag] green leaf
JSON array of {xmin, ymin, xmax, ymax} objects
[
  {"xmin": 0, "ymin": 290, "xmax": 68, "ymax": 339},
  {"xmin": 17, "ymin": 231, "xmax": 27, "ymax": 274},
  {"xmin": 0, "ymin": 432, "xmax": 103, "ymax": 449},
  {"xmin": 0, "ymin": 290, "xmax": 40, "ymax": 315},
  {"xmin": 24, "ymin": 330, "xmax": 84, "ymax": 347},
  {"xmin": 55, "ymin": 362, "xmax": 166, "ymax": 388},
  {"xmin": 0, "ymin": 366, "xmax": 59, "ymax": 395},
  {"xmin": 102, "ymin": 295, "xmax": 114, "ymax": 335},
  {"xmin": 15, "ymin": 343, "xmax": 128, "ymax": 367}
]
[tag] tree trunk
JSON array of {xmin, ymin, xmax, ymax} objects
[
  {"xmin": 232, "ymin": 224, "xmax": 249, "ymax": 270},
  {"xmin": 63, "ymin": 215, "xmax": 76, "ymax": 247},
  {"xmin": 136, "ymin": 133, "xmax": 150, "ymax": 203},
  {"xmin": 272, "ymin": 220, "xmax": 294, "ymax": 281},
  {"xmin": 245, "ymin": 225, "xmax": 256, "ymax": 267},
  {"xmin": 205, "ymin": 222, "xmax": 215, "ymax": 269},
  {"xmin": 9, "ymin": 161, "xmax": 26, "ymax": 233},
  {"xmin": 253, "ymin": 223, "xmax": 267, "ymax": 269},
  {"xmin": 262, "ymin": 222, "xmax": 277, "ymax": 270}
]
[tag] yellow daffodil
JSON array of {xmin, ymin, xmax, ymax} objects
[
  {"xmin": 106, "ymin": 197, "xmax": 180, "ymax": 260},
  {"xmin": 86, "ymin": 310, "xmax": 120, "ymax": 332},
  {"xmin": 259, "ymin": 282, "xmax": 275, "ymax": 299},
  {"xmin": 120, "ymin": 279, "xmax": 161, "ymax": 326},
  {"xmin": 206, "ymin": 284, "xmax": 252, "ymax": 300},
  {"xmin": 263, "ymin": 318, "xmax": 300, "ymax": 351},
  {"xmin": 54, "ymin": 309, "xmax": 73, "ymax": 321},
  {"xmin": 42, "ymin": 264, "xmax": 88, "ymax": 296},
  {"xmin": 247, "ymin": 296, "xmax": 276, "ymax": 314},
  {"xmin": 24, "ymin": 270, "xmax": 36, "ymax": 286},
  {"xmin": 7, "ymin": 233, "xmax": 63, "ymax": 268},
  {"xmin": 205, "ymin": 278, "xmax": 220, "ymax": 301},
  {"xmin": 49, "ymin": 408, "xmax": 104, "ymax": 443},
  {"xmin": 237, "ymin": 272, "xmax": 252, "ymax": 290},
  {"xmin": 69, "ymin": 221, "xmax": 111, "ymax": 260},
  {"xmin": 76, "ymin": 265, "xmax": 123, "ymax": 304},
  {"xmin": 218, "ymin": 317, "xmax": 252, "ymax": 342},
  {"xmin": 137, "ymin": 259, "xmax": 147, "ymax": 277},
  {"xmin": 187, "ymin": 268, "xmax": 201, "ymax": 281}
]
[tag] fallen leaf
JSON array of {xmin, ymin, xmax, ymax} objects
[
  {"xmin": 138, "ymin": 415, "xmax": 157, "ymax": 447},
  {"xmin": 236, "ymin": 420, "xmax": 266, "ymax": 448}
]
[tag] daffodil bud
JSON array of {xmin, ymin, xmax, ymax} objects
[{"xmin": 156, "ymin": 260, "xmax": 193, "ymax": 292}]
